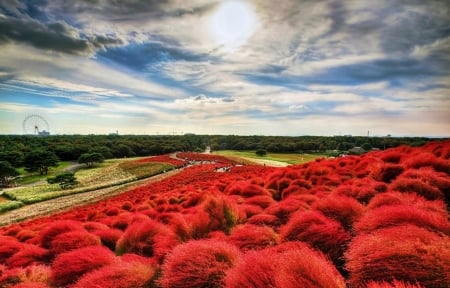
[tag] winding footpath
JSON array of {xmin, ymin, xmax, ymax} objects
[{"xmin": 0, "ymin": 169, "xmax": 181, "ymax": 227}]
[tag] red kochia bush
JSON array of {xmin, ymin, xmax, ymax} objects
[
  {"xmin": 91, "ymin": 228, "xmax": 123, "ymax": 251},
  {"xmin": 228, "ymin": 224, "xmax": 279, "ymax": 252},
  {"xmin": 224, "ymin": 248, "xmax": 281, "ymax": 288},
  {"xmin": 354, "ymin": 204, "xmax": 450, "ymax": 235},
  {"xmin": 0, "ymin": 236, "xmax": 23, "ymax": 263},
  {"xmin": 73, "ymin": 260, "xmax": 157, "ymax": 288},
  {"xmin": 274, "ymin": 248, "xmax": 346, "ymax": 288},
  {"xmin": 225, "ymin": 241, "xmax": 346, "ymax": 288},
  {"xmin": 37, "ymin": 220, "xmax": 85, "ymax": 249},
  {"xmin": 0, "ymin": 265, "xmax": 51, "ymax": 287},
  {"xmin": 115, "ymin": 218, "xmax": 179, "ymax": 261},
  {"xmin": 51, "ymin": 246, "xmax": 117, "ymax": 287},
  {"xmin": 366, "ymin": 280, "xmax": 424, "ymax": 288},
  {"xmin": 160, "ymin": 239, "xmax": 240, "ymax": 288},
  {"xmin": 49, "ymin": 231, "xmax": 101, "ymax": 255},
  {"xmin": 345, "ymin": 225, "xmax": 450, "ymax": 287},
  {"xmin": 280, "ymin": 210, "xmax": 351, "ymax": 264},
  {"xmin": 391, "ymin": 178, "xmax": 444, "ymax": 201},
  {"xmin": 6, "ymin": 244, "xmax": 50, "ymax": 268},
  {"xmin": 312, "ymin": 194, "xmax": 364, "ymax": 230}
]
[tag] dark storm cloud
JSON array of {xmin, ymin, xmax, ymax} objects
[{"xmin": 0, "ymin": 17, "xmax": 122, "ymax": 54}]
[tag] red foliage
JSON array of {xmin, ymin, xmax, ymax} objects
[
  {"xmin": 6, "ymin": 245, "xmax": 50, "ymax": 268},
  {"xmin": 0, "ymin": 142, "xmax": 449, "ymax": 286},
  {"xmin": 404, "ymin": 152, "xmax": 449, "ymax": 173},
  {"xmin": 49, "ymin": 231, "xmax": 101, "ymax": 255},
  {"xmin": 391, "ymin": 178, "xmax": 444, "ymax": 201},
  {"xmin": 312, "ymin": 194, "xmax": 364, "ymax": 230},
  {"xmin": 366, "ymin": 280, "xmax": 424, "ymax": 288},
  {"xmin": 90, "ymin": 228, "xmax": 122, "ymax": 251},
  {"xmin": 73, "ymin": 260, "xmax": 157, "ymax": 288},
  {"xmin": 160, "ymin": 239, "xmax": 240, "ymax": 288},
  {"xmin": 280, "ymin": 210, "xmax": 351, "ymax": 265},
  {"xmin": 246, "ymin": 214, "xmax": 281, "ymax": 228},
  {"xmin": 0, "ymin": 236, "xmax": 24, "ymax": 263},
  {"xmin": 37, "ymin": 220, "xmax": 85, "ymax": 249},
  {"xmin": 225, "ymin": 241, "xmax": 346, "ymax": 288},
  {"xmin": 345, "ymin": 225, "xmax": 450, "ymax": 287},
  {"xmin": 228, "ymin": 224, "xmax": 279, "ymax": 252},
  {"xmin": 224, "ymin": 248, "xmax": 280, "ymax": 288},
  {"xmin": 274, "ymin": 247, "xmax": 346, "ymax": 288},
  {"xmin": 115, "ymin": 218, "xmax": 179, "ymax": 261},
  {"xmin": 11, "ymin": 283, "xmax": 50, "ymax": 288},
  {"xmin": 354, "ymin": 204, "xmax": 450, "ymax": 235},
  {"xmin": 51, "ymin": 246, "xmax": 117, "ymax": 287}
]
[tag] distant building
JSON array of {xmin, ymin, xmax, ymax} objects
[
  {"xmin": 38, "ymin": 130, "xmax": 50, "ymax": 136},
  {"xmin": 349, "ymin": 147, "xmax": 365, "ymax": 155}
]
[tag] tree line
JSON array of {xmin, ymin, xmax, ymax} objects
[{"xmin": 0, "ymin": 134, "xmax": 445, "ymax": 187}]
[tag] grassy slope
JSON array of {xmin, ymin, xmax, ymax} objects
[
  {"xmin": 1, "ymin": 158, "xmax": 172, "ymax": 212},
  {"xmin": 214, "ymin": 150, "xmax": 326, "ymax": 165},
  {"xmin": 16, "ymin": 161, "xmax": 73, "ymax": 185}
]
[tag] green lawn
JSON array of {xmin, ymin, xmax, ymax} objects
[
  {"xmin": 1, "ymin": 158, "xmax": 172, "ymax": 211},
  {"xmin": 16, "ymin": 161, "xmax": 73, "ymax": 185},
  {"xmin": 214, "ymin": 150, "xmax": 326, "ymax": 165}
]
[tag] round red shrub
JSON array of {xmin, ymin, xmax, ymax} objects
[
  {"xmin": 160, "ymin": 239, "xmax": 240, "ymax": 288},
  {"xmin": 274, "ymin": 247, "xmax": 346, "ymax": 288},
  {"xmin": 115, "ymin": 218, "xmax": 179, "ymax": 261},
  {"xmin": 280, "ymin": 210, "xmax": 351, "ymax": 265},
  {"xmin": 0, "ymin": 237, "xmax": 24, "ymax": 263},
  {"xmin": 51, "ymin": 246, "xmax": 117, "ymax": 287},
  {"xmin": 312, "ymin": 194, "xmax": 364, "ymax": 230},
  {"xmin": 49, "ymin": 231, "xmax": 101, "ymax": 255},
  {"xmin": 228, "ymin": 224, "xmax": 279, "ymax": 252},
  {"xmin": 16, "ymin": 230, "xmax": 37, "ymax": 243},
  {"xmin": 243, "ymin": 195, "xmax": 275, "ymax": 209},
  {"xmin": 37, "ymin": 220, "xmax": 85, "ymax": 249},
  {"xmin": 73, "ymin": 260, "xmax": 157, "ymax": 288},
  {"xmin": 224, "ymin": 249, "xmax": 280, "ymax": 288},
  {"xmin": 354, "ymin": 204, "xmax": 450, "ymax": 235},
  {"xmin": 246, "ymin": 214, "xmax": 281, "ymax": 229},
  {"xmin": 390, "ymin": 178, "xmax": 444, "ymax": 201},
  {"xmin": 367, "ymin": 191, "xmax": 447, "ymax": 214},
  {"xmin": 345, "ymin": 225, "xmax": 450, "ymax": 287},
  {"xmin": 6, "ymin": 245, "xmax": 50, "ymax": 268},
  {"xmin": 91, "ymin": 228, "xmax": 123, "ymax": 251}
]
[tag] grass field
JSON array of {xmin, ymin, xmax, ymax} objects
[
  {"xmin": 1, "ymin": 158, "xmax": 173, "ymax": 212},
  {"xmin": 213, "ymin": 150, "xmax": 326, "ymax": 165},
  {"xmin": 16, "ymin": 161, "xmax": 73, "ymax": 185}
]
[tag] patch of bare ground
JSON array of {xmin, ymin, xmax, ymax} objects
[{"xmin": 0, "ymin": 169, "xmax": 182, "ymax": 227}]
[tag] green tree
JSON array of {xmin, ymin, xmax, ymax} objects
[
  {"xmin": 24, "ymin": 149, "xmax": 59, "ymax": 175},
  {"xmin": 0, "ymin": 161, "xmax": 19, "ymax": 187},
  {"xmin": 78, "ymin": 152, "xmax": 104, "ymax": 168},
  {"xmin": 361, "ymin": 143, "xmax": 372, "ymax": 151},
  {"xmin": 47, "ymin": 172, "xmax": 78, "ymax": 189},
  {"xmin": 0, "ymin": 150, "xmax": 24, "ymax": 167},
  {"xmin": 255, "ymin": 149, "xmax": 267, "ymax": 156}
]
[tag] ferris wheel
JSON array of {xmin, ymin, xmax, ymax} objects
[{"xmin": 23, "ymin": 114, "xmax": 50, "ymax": 135}]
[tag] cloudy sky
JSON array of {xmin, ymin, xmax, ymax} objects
[{"xmin": 0, "ymin": 0, "xmax": 449, "ymax": 136}]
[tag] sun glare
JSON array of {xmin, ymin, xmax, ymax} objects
[{"xmin": 209, "ymin": 0, "xmax": 258, "ymax": 51}]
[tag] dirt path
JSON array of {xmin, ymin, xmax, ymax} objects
[
  {"xmin": 0, "ymin": 169, "xmax": 182, "ymax": 227},
  {"xmin": 238, "ymin": 157, "xmax": 290, "ymax": 167}
]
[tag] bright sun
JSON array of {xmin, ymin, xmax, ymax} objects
[{"xmin": 209, "ymin": 0, "xmax": 258, "ymax": 51}]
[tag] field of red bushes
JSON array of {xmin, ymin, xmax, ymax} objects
[{"xmin": 0, "ymin": 141, "xmax": 449, "ymax": 287}]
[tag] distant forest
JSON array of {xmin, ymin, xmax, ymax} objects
[{"xmin": 0, "ymin": 134, "xmax": 446, "ymax": 167}]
